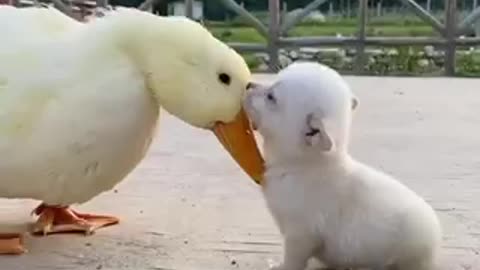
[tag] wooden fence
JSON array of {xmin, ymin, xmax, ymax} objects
[
  {"xmin": 8, "ymin": 0, "xmax": 480, "ymax": 76},
  {"xmin": 144, "ymin": 0, "xmax": 480, "ymax": 76}
]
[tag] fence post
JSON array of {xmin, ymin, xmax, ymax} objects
[
  {"xmin": 218, "ymin": 0, "xmax": 269, "ymax": 38},
  {"xmin": 355, "ymin": 0, "xmax": 368, "ymax": 73},
  {"xmin": 445, "ymin": 0, "xmax": 457, "ymax": 76},
  {"xmin": 280, "ymin": 0, "xmax": 328, "ymax": 35},
  {"xmin": 268, "ymin": 0, "xmax": 280, "ymax": 71},
  {"xmin": 399, "ymin": 0, "xmax": 445, "ymax": 36},
  {"xmin": 347, "ymin": 0, "xmax": 351, "ymax": 17},
  {"xmin": 376, "ymin": 1, "xmax": 382, "ymax": 17},
  {"xmin": 185, "ymin": 0, "xmax": 193, "ymax": 19},
  {"xmin": 282, "ymin": 1, "xmax": 287, "ymax": 24},
  {"xmin": 96, "ymin": 0, "xmax": 107, "ymax": 8}
]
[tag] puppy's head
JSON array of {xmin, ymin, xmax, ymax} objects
[{"xmin": 244, "ymin": 62, "xmax": 358, "ymax": 158}]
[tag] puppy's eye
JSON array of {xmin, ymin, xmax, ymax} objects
[
  {"xmin": 218, "ymin": 73, "xmax": 231, "ymax": 85},
  {"xmin": 266, "ymin": 92, "xmax": 276, "ymax": 103},
  {"xmin": 305, "ymin": 128, "xmax": 320, "ymax": 137}
]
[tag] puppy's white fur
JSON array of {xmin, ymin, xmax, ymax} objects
[{"xmin": 244, "ymin": 62, "xmax": 442, "ymax": 270}]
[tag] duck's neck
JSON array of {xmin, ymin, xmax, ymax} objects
[
  {"xmin": 83, "ymin": 11, "xmax": 184, "ymax": 97},
  {"xmin": 80, "ymin": 10, "xmax": 214, "ymax": 121},
  {"xmin": 85, "ymin": 11, "xmax": 168, "ymax": 67}
]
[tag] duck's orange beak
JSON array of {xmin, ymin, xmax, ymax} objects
[{"xmin": 212, "ymin": 108, "xmax": 264, "ymax": 185}]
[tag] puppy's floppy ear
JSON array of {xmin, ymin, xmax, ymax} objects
[
  {"xmin": 351, "ymin": 96, "xmax": 359, "ymax": 111},
  {"xmin": 304, "ymin": 112, "xmax": 333, "ymax": 151}
]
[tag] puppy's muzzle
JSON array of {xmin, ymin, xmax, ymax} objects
[{"xmin": 243, "ymin": 90, "xmax": 260, "ymax": 131}]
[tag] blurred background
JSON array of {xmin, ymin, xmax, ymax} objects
[{"xmin": 2, "ymin": 0, "xmax": 480, "ymax": 76}]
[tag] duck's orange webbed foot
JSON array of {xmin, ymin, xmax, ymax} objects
[
  {"xmin": 0, "ymin": 233, "xmax": 26, "ymax": 255},
  {"xmin": 31, "ymin": 203, "xmax": 119, "ymax": 236}
]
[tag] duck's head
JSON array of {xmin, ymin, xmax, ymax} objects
[{"xmin": 114, "ymin": 12, "xmax": 264, "ymax": 183}]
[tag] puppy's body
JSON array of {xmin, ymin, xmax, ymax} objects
[
  {"xmin": 265, "ymin": 156, "xmax": 440, "ymax": 270},
  {"xmin": 244, "ymin": 62, "xmax": 441, "ymax": 270}
]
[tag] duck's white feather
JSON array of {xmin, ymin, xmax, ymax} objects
[
  {"xmin": 0, "ymin": 6, "xmax": 81, "ymax": 49},
  {"xmin": 0, "ymin": 7, "xmax": 158, "ymax": 205}
]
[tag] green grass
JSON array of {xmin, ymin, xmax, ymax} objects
[
  {"xmin": 209, "ymin": 25, "xmax": 437, "ymax": 44},
  {"xmin": 206, "ymin": 12, "xmax": 442, "ymax": 43},
  {"xmin": 205, "ymin": 16, "xmax": 480, "ymax": 76},
  {"xmin": 210, "ymin": 27, "xmax": 265, "ymax": 43},
  {"xmin": 243, "ymin": 53, "xmax": 263, "ymax": 69},
  {"xmin": 223, "ymin": 12, "xmax": 439, "ymax": 28}
]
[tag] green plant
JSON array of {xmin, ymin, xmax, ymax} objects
[
  {"xmin": 242, "ymin": 53, "xmax": 262, "ymax": 69},
  {"xmin": 456, "ymin": 51, "xmax": 480, "ymax": 77}
]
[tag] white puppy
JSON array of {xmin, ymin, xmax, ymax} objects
[{"xmin": 244, "ymin": 62, "xmax": 442, "ymax": 270}]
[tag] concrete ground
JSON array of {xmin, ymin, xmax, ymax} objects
[{"xmin": 1, "ymin": 75, "xmax": 480, "ymax": 270}]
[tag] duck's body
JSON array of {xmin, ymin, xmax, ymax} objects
[
  {"xmin": 0, "ymin": 7, "xmax": 264, "ymax": 254},
  {"xmin": 0, "ymin": 6, "xmax": 81, "ymax": 48},
  {"xmin": 0, "ymin": 40, "xmax": 158, "ymax": 205},
  {"xmin": 0, "ymin": 8, "xmax": 161, "ymax": 205}
]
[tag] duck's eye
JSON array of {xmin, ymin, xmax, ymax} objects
[
  {"xmin": 266, "ymin": 92, "xmax": 276, "ymax": 103},
  {"xmin": 218, "ymin": 73, "xmax": 231, "ymax": 85}
]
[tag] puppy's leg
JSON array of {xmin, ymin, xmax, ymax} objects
[{"xmin": 271, "ymin": 235, "xmax": 315, "ymax": 270}]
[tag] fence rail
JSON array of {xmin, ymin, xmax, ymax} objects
[
  {"xmin": 210, "ymin": 0, "xmax": 480, "ymax": 76},
  {"xmin": 7, "ymin": 0, "xmax": 480, "ymax": 76}
]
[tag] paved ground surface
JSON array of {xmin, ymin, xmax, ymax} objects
[{"xmin": 1, "ymin": 75, "xmax": 480, "ymax": 270}]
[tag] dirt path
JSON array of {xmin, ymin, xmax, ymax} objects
[{"xmin": 1, "ymin": 75, "xmax": 479, "ymax": 270}]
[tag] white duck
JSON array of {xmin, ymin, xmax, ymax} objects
[
  {"xmin": 0, "ymin": 6, "xmax": 82, "ymax": 46},
  {"xmin": 0, "ymin": 7, "xmax": 264, "ymax": 254}
]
